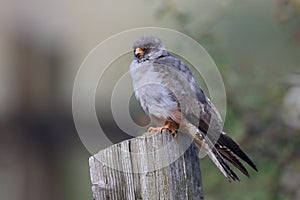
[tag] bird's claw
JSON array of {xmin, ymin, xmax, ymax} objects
[
  {"xmin": 148, "ymin": 126, "xmax": 162, "ymax": 132},
  {"xmin": 162, "ymin": 126, "xmax": 177, "ymax": 137},
  {"xmin": 148, "ymin": 126, "xmax": 177, "ymax": 137}
]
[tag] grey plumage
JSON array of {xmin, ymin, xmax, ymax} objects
[{"xmin": 129, "ymin": 36, "xmax": 257, "ymax": 182}]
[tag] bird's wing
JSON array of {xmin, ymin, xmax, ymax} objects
[
  {"xmin": 153, "ymin": 54, "xmax": 223, "ymax": 139},
  {"xmin": 153, "ymin": 54, "xmax": 257, "ymax": 181}
]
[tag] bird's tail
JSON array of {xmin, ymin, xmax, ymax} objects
[
  {"xmin": 217, "ymin": 132, "xmax": 258, "ymax": 173},
  {"xmin": 194, "ymin": 131, "xmax": 257, "ymax": 182}
]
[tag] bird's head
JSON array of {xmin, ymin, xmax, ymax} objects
[{"xmin": 133, "ymin": 36, "xmax": 168, "ymax": 62}]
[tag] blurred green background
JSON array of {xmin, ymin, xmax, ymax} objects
[{"xmin": 0, "ymin": 0, "xmax": 300, "ymax": 199}]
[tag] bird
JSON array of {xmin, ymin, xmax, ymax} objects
[{"xmin": 129, "ymin": 36, "xmax": 257, "ymax": 182}]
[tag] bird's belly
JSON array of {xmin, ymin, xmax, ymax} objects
[{"xmin": 135, "ymin": 84, "xmax": 179, "ymax": 121}]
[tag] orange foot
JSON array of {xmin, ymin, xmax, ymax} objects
[{"xmin": 148, "ymin": 125, "xmax": 177, "ymax": 137}]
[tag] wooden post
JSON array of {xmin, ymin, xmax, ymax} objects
[{"xmin": 89, "ymin": 131, "xmax": 204, "ymax": 200}]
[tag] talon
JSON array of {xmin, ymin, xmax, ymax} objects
[
  {"xmin": 164, "ymin": 120, "xmax": 178, "ymax": 137},
  {"xmin": 148, "ymin": 126, "xmax": 162, "ymax": 132},
  {"xmin": 161, "ymin": 126, "xmax": 177, "ymax": 137},
  {"xmin": 147, "ymin": 126, "xmax": 177, "ymax": 137},
  {"xmin": 147, "ymin": 120, "xmax": 178, "ymax": 137}
]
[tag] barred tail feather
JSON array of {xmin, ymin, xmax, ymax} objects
[
  {"xmin": 194, "ymin": 133, "xmax": 240, "ymax": 182},
  {"xmin": 182, "ymin": 119, "xmax": 257, "ymax": 181},
  {"xmin": 215, "ymin": 144, "xmax": 250, "ymax": 177},
  {"xmin": 218, "ymin": 132, "xmax": 258, "ymax": 172},
  {"xmin": 209, "ymin": 146, "xmax": 240, "ymax": 182}
]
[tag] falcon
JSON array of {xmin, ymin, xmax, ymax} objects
[{"xmin": 129, "ymin": 36, "xmax": 257, "ymax": 181}]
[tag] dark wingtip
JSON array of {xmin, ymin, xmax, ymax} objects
[
  {"xmin": 218, "ymin": 133, "xmax": 258, "ymax": 172},
  {"xmin": 252, "ymin": 163, "xmax": 258, "ymax": 172}
]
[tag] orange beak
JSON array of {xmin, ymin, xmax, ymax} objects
[{"xmin": 135, "ymin": 47, "xmax": 144, "ymax": 57}]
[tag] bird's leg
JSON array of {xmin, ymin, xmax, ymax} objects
[
  {"xmin": 162, "ymin": 120, "xmax": 178, "ymax": 137},
  {"xmin": 148, "ymin": 120, "xmax": 178, "ymax": 137}
]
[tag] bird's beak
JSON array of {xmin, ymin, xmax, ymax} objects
[{"xmin": 134, "ymin": 47, "xmax": 144, "ymax": 58}]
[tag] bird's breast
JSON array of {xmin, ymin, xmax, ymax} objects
[
  {"xmin": 130, "ymin": 61, "xmax": 163, "ymax": 87},
  {"xmin": 129, "ymin": 61, "xmax": 179, "ymax": 121}
]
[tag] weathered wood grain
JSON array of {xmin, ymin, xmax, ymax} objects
[{"xmin": 89, "ymin": 131, "xmax": 204, "ymax": 200}]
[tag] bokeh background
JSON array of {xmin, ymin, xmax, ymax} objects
[{"xmin": 1, "ymin": 0, "xmax": 300, "ymax": 199}]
